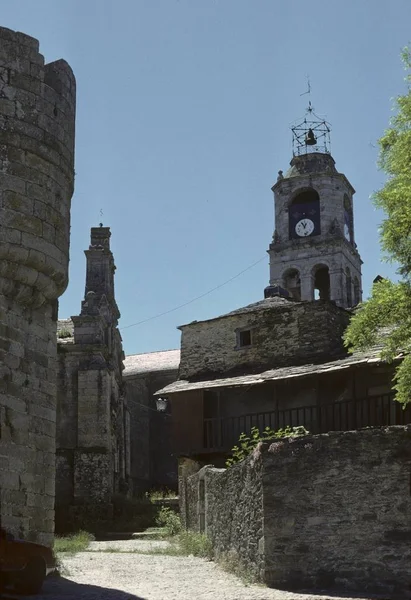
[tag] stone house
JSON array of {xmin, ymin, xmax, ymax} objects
[
  {"xmin": 55, "ymin": 227, "xmax": 130, "ymax": 531},
  {"xmin": 123, "ymin": 349, "xmax": 180, "ymax": 493},
  {"xmin": 156, "ymin": 138, "xmax": 410, "ymax": 461},
  {"xmin": 0, "ymin": 26, "xmax": 75, "ymax": 545}
]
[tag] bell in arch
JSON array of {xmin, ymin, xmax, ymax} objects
[{"xmin": 305, "ymin": 128, "xmax": 317, "ymax": 146}]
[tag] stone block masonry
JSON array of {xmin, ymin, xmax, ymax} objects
[
  {"xmin": 179, "ymin": 299, "xmax": 350, "ymax": 381},
  {"xmin": 0, "ymin": 26, "xmax": 75, "ymax": 546},
  {"xmin": 181, "ymin": 426, "xmax": 411, "ymax": 597}
]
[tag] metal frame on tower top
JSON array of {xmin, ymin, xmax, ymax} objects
[{"xmin": 291, "ymin": 101, "xmax": 331, "ymax": 156}]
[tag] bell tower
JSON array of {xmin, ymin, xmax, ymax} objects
[{"xmin": 265, "ymin": 103, "xmax": 362, "ymax": 308}]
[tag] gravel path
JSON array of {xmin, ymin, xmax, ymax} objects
[
  {"xmin": 12, "ymin": 540, "xmax": 378, "ymax": 600},
  {"xmin": 87, "ymin": 539, "xmax": 170, "ymax": 552}
]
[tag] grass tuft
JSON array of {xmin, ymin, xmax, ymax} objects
[
  {"xmin": 54, "ymin": 530, "xmax": 95, "ymax": 554},
  {"xmin": 218, "ymin": 549, "xmax": 260, "ymax": 585},
  {"xmin": 146, "ymin": 488, "xmax": 177, "ymax": 502},
  {"xmin": 177, "ymin": 530, "xmax": 213, "ymax": 559}
]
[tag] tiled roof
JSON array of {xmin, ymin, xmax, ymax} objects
[
  {"xmin": 123, "ymin": 349, "xmax": 180, "ymax": 377},
  {"xmin": 154, "ymin": 347, "xmax": 403, "ymax": 396}
]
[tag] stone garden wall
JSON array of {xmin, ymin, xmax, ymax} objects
[
  {"xmin": 181, "ymin": 453, "xmax": 264, "ymax": 580},
  {"xmin": 181, "ymin": 426, "xmax": 411, "ymax": 597}
]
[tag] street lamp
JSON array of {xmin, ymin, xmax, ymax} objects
[{"xmin": 155, "ymin": 397, "xmax": 168, "ymax": 412}]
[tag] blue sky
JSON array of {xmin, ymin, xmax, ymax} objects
[{"xmin": 2, "ymin": 1, "xmax": 411, "ymax": 355}]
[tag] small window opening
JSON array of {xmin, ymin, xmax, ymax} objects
[
  {"xmin": 237, "ymin": 329, "xmax": 252, "ymax": 348},
  {"xmin": 314, "ymin": 266, "xmax": 330, "ymax": 300}
]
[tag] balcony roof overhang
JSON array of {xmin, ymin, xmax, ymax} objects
[{"xmin": 154, "ymin": 350, "xmax": 403, "ymax": 397}]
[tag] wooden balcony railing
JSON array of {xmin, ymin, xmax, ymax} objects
[{"xmin": 202, "ymin": 394, "xmax": 411, "ymax": 452}]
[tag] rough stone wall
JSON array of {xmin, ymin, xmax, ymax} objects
[
  {"xmin": 269, "ymin": 153, "xmax": 362, "ymax": 307},
  {"xmin": 205, "ymin": 458, "xmax": 264, "ymax": 579},
  {"xmin": 0, "ymin": 27, "xmax": 75, "ymax": 545},
  {"xmin": 179, "ymin": 300, "xmax": 349, "ymax": 380},
  {"xmin": 263, "ymin": 426, "xmax": 411, "ymax": 597},
  {"xmin": 181, "ymin": 456, "xmax": 264, "ymax": 579},
  {"xmin": 182, "ymin": 426, "xmax": 411, "ymax": 597},
  {"xmin": 184, "ymin": 473, "xmax": 200, "ymax": 531},
  {"xmin": 178, "ymin": 457, "xmax": 204, "ymax": 530}
]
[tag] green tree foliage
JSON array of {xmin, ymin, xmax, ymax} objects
[{"xmin": 344, "ymin": 48, "xmax": 411, "ymax": 406}]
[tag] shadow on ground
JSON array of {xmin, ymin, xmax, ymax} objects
[
  {"xmin": 272, "ymin": 587, "xmax": 397, "ymax": 600},
  {"xmin": 1, "ymin": 576, "xmax": 147, "ymax": 600}
]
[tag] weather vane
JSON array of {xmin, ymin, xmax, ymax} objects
[
  {"xmin": 99, "ymin": 209, "xmax": 103, "ymax": 227},
  {"xmin": 291, "ymin": 78, "xmax": 331, "ymax": 156},
  {"xmin": 300, "ymin": 76, "xmax": 313, "ymax": 113}
]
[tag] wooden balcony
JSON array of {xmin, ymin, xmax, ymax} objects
[{"xmin": 202, "ymin": 394, "xmax": 411, "ymax": 453}]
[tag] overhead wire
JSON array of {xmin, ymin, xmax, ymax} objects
[{"xmin": 120, "ymin": 254, "xmax": 267, "ymax": 331}]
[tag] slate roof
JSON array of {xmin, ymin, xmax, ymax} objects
[
  {"xmin": 154, "ymin": 346, "xmax": 403, "ymax": 396},
  {"xmin": 123, "ymin": 349, "xmax": 180, "ymax": 377},
  {"xmin": 179, "ymin": 296, "xmax": 298, "ymax": 329}
]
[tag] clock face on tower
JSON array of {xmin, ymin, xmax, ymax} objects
[
  {"xmin": 295, "ymin": 218, "xmax": 315, "ymax": 237},
  {"xmin": 289, "ymin": 197, "xmax": 321, "ymax": 240}
]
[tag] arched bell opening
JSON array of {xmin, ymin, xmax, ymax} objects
[
  {"xmin": 343, "ymin": 194, "xmax": 354, "ymax": 244},
  {"xmin": 290, "ymin": 188, "xmax": 320, "ymax": 206},
  {"xmin": 313, "ymin": 265, "xmax": 330, "ymax": 301},
  {"xmin": 345, "ymin": 267, "xmax": 352, "ymax": 307},
  {"xmin": 353, "ymin": 276, "xmax": 360, "ymax": 306},
  {"xmin": 282, "ymin": 268, "xmax": 301, "ymax": 301},
  {"xmin": 289, "ymin": 188, "xmax": 320, "ymax": 240}
]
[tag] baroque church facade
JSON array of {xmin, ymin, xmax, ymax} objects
[{"xmin": 55, "ymin": 227, "xmax": 130, "ymax": 530}]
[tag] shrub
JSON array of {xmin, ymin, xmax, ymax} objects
[
  {"xmin": 226, "ymin": 425, "xmax": 309, "ymax": 466},
  {"xmin": 155, "ymin": 507, "xmax": 182, "ymax": 536},
  {"xmin": 57, "ymin": 328, "xmax": 72, "ymax": 339}
]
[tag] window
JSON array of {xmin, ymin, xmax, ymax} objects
[{"xmin": 236, "ymin": 328, "xmax": 252, "ymax": 348}]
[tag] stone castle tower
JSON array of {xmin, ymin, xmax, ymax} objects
[
  {"xmin": 0, "ymin": 27, "xmax": 76, "ymax": 545},
  {"xmin": 56, "ymin": 226, "xmax": 130, "ymax": 532},
  {"xmin": 266, "ymin": 107, "xmax": 362, "ymax": 308}
]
